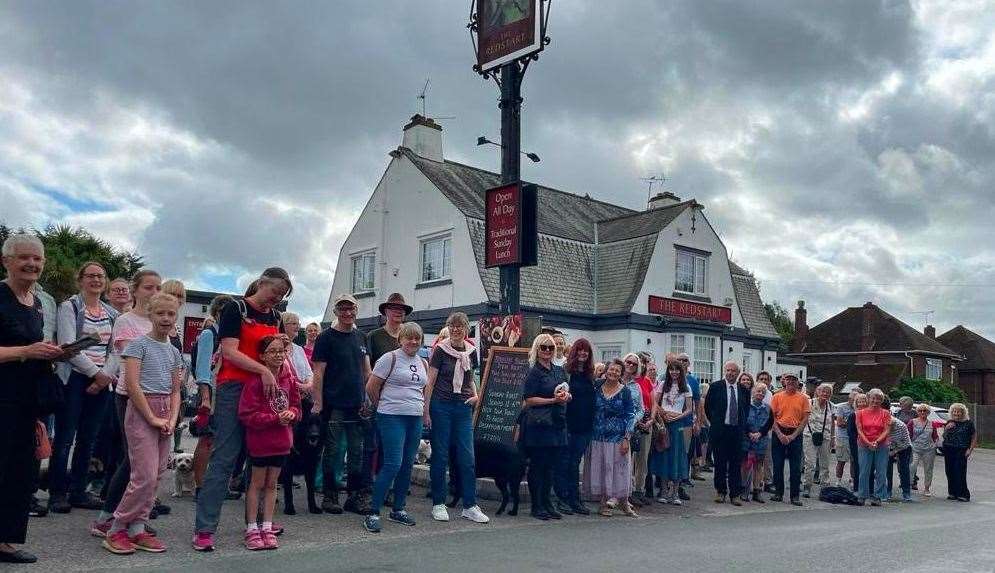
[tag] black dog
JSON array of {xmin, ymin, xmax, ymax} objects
[
  {"xmin": 447, "ymin": 441, "xmax": 527, "ymax": 516},
  {"xmin": 281, "ymin": 398, "xmax": 323, "ymax": 515}
]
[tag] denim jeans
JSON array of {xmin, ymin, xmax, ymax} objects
[
  {"xmin": 887, "ymin": 447, "xmax": 912, "ymax": 499},
  {"xmin": 321, "ymin": 409, "xmax": 366, "ymax": 495},
  {"xmin": 554, "ymin": 431, "xmax": 592, "ymax": 503},
  {"xmin": 371, "ymin": 414, "xmax": 422, "ymax": 515},
  {"xmin": 771, "ymin": 432, "xmax": 803, "ymax": 499},
  {"xmin": 194, "ymin": 382, "xmax": 244, "ymax": 534},
  {"xmin": 50, "ymin": 371, "xmax": 112, "ymax": 498},
  {"xmin": 858, "ymin": 445, "xmax": 889, "ymax": 500},
  {"xmin": 429, "ymin": 399, "xmax": 477, "ymax": 508}
]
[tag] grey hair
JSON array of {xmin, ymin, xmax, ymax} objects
[
  {"xmin": 867, "ymin": 388, "xmax": 886, "ymax": 401},
  {"xmin": 2, "ymin": 233, "xmax": 44, "ymax": 257},
  {"xmin": 817, "ymin": 383, "xmax": 834, "ymax": 395}
]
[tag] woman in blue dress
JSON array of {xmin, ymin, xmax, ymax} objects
[
  {"xmin": 648, "ymin": 360, "xmax": 693, "ymax": 505},
  {"xmin": 582, "ymin": 359, "xmax": 636, "ymax": 517},
  {"xmin": 740, "ymin": 382, "xmax": 773, "ymax": 503}
]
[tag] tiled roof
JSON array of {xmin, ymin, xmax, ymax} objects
[
  {"xmin": 596, "ymin": 235, "xmax": 659, "ymax": 314},
  {"xmin": 809, "ymin": 363, "xmax": 911, "ymax": 392},
  {"xmin": 729, "ymin": 263, "xmax": 779, "ymax": 339},
  {"xmin": 596, "ymin": 202, "xmax": 693, "ymax": 243},
  {"xmin": 937, "ymin": 326, "xmax": 995, "ymax": 371},
  {"xmin": 802, "ymin": 304, "xmax": 961, "ymax": 356}
]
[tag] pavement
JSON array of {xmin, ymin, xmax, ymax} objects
[{"xmin": 17, "ymin": 442, "xmax": 995, "ymax": 573}]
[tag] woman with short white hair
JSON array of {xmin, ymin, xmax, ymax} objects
[{"xmin": 942, "ymin": 403, "xmax": 976, "ymax": 502}]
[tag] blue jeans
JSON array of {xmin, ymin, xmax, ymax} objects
[
  {"xmin": 858, "ymin": 445, "xmax": 889, "ymax": 500},
  {"xmin": 50, "ymin": 371, "xmax": 112, "ymax": 498},
  {"xmin": 554, "ymin": 431, "xmax": 591, "ymax": 503},
  {"xmin": 371, "ymin": 414, "xmax": 422, "ymax": 515},
  {"xmin": 195, "ymin": 382, "xmax": 244, "ymax": 534},
  {"xmin": 429, "ymin": 399, "xmax": 476, "ymax": 508}
]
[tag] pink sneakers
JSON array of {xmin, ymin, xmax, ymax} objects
[
  {"xmin": 130, "ymin": 532, "xmax": 166, "ymax": 553},
  {"xmin": 90, "ymin": 520, "xmax": 111, "ymax": 538},
  {"xmin": 102, "ymin": 531, "xmax": 135, "ymax": 555},
  {"xmin": 262, "ymin": 529, "xmax": 279, "ymax": 549},
  {"xmin": 244, "ymin": 529, "xmax": 266, "ymax": 551},
  {"xmin": 191, "ymin": 532, "xmax": 215, "ymax": 552}
]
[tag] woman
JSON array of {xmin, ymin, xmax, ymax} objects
[
  {"xmin": 649, "ymin": 359, "xmax": 693, "ymax": 505},
  {"xmin": 91, "ymin": 270, "xmax": 162, "ymax": 537},
  {"xmin": 554, "ymin": 338, "xmax": 596, "ymax": 516},
  {"xmin": 424, "ymin": 313, "xmax": 489, "ymax": 524},
  {"xmin": 160, "ymin": 280, "xmax": 187, "ymax": 456},
  {"xmin": 846, "ymin": 392, "xmax": 868, "ymax": 490},
  {"xmin": 193, "ymin": 267, "xmax": 291, "ymax": 551},
  {"xmin": 886, "ymin": 416, "xmax": 912, "ymax": 502},
  {"xmin": 908, "ymin": 404, "xmax": 940, "ymax": 497},
  {"xmin": 583, "ymin": 359, "xmax": 636, "ymax": 517},
  {"xmin": 698, "ymin": 382, "xmax": 712, "ymax": 471},
  {"xmin": 522, "ymin": 334, "xmax": 570, "ymax": 520},
  {"xmin": 942, "ymin": 403, "xmax": 976, "ymax": 502},
  {"xmin": 281, "ymin": 312, "xmax": 314, "ymax": 399},
  {"xmin": 631, "ymin": 359, "xmax": 655, "ymax": 505},
  {"xmin": 740, "ymin": 383, "xmax": 773, "ymax": 503},
  {"xmin": 49, "ymin": 262, "xmax": 120, "ymax": 513},
  {"xmin": 803, "ymin": 383, "xmax": 835, "ymax": 498},
  {"xmin": 0, "ymin": 234, "xmax": 65, "ymax": 564},
  {"xmin": 620, "ymin": 353, "xmax": 646, "ymax": 509},
  {"xmin": 593, "ymin": 362, "xmax": 606, "ymax": 380},
  {"xmin": 855, "ymin": 389, "xmax": 892, "ymax": 506},
  {"xmin": 303, "ymin": 322, "xmax": 320, "ymax": 363},
  {"xmin": 107, "ymin": 278, "xmax": 132, "ymax": 313}
]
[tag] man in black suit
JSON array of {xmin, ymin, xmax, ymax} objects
[{"xmin": 704, "ymin": 361, "xmax": 750, "ymax": 505}]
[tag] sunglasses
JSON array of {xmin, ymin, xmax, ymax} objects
[{"xmin": 539, "ymin": 345, "xmax": 555, "ymax": 352}]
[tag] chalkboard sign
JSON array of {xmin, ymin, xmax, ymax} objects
[{"xmin": 474, "ymin": 346, "xmax": 530, "ymax": 450}]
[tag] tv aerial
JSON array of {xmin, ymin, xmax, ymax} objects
[
  {"xmin": 640, "ymin": 174, "xmax": 667, "ymax": 202},
  {"xmin": 417, "ymin": 78, "xmax": 455, "ymax": 121}
]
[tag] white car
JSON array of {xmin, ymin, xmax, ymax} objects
[{"xmin": 891, "ymin": 403, "xmax": 949, "ymax": 453}]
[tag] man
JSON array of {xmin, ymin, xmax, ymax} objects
[
  {"xmin": 769, "ymin": 374, "xmax": 811, "ymax": 506},
  {"xmin": 312, "ymin": 294, "xmax": 372, "ymax": 515},
  {"xmin": 834, "ymin": 389, "xmax": 858, "ymax": 487},
  {"xmin": 704, "ymin": 361, "xmax": 750, "ymax": 505},
  {"xmin": 802, "ymin": 383, "xmax": 835, "ymax": 497},
  {"xmin": 895, "ymin": 396, "xmax": 915, "ymax": 425}
]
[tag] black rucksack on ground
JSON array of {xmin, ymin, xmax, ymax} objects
[{"xmin": 819, "ymin": 486, "xmax": 861, "ymax": 505}]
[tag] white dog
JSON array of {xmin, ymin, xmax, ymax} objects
[
  {"xmin": 170, "ymin": 453, "xmax": 196, "ymax": 498},
  {"xmin": 416, "ymin": 439, "xmax": 432, "ymax": 465}
]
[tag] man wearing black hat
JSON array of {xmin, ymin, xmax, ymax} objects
[{"xmin": 367, "ymin": 293, "xmax": 413, "ymax": 366}]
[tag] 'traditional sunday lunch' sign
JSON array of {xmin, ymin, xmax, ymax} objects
[
  {"xmin": 484, "ymin": 182, "xmax": 537, "ymax": 268},
  {"xmin": 648, "ymin": 295, "xmax": 733, "ymax": 324}
]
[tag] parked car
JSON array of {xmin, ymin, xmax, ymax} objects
[{"xmin": 890, "ymin": 403, "xmax": 949, "ymax": 454}]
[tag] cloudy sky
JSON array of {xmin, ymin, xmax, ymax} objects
[{"xmin": 2, "ymin": 1, "xmax": 993, "ymax": 339}]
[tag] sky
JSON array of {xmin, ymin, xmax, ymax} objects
[{"xmin": 1, "ymin": 1, "xmax": 993, "ymax": 339}]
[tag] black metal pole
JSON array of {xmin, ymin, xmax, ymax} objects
[{"xmin": 499, "ymin": 61, "xmax": 522, "ymax": 315}]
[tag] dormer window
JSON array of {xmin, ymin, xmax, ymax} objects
[{"xmin": 675, "ymin": 248, "xmax": 708, "ymax": 296}]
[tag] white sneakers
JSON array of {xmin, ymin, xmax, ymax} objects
[
  {"xmin": 461, "ymin": 505, "xmax": 490, "ymax": 523},
  {"xmin": 431, "ymin": 504, "xmax": 450, "ymax": 522}
]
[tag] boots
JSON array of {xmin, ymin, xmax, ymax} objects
[
  {"xmin": 321, "ymin": 491, "xmax": 342, "ymax": 514},
  {"xmin": 529, "ymin": 481, "xmax": 549, "ymax": 520}
]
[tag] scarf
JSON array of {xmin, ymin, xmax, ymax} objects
[{"xmin": 438, "ymin": 339, "xmax": 474, "ymax": 394}]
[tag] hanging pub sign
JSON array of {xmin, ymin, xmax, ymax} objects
[
  {"xmin": 475, "ymin": 0, "xmax": 544, "ymax": 73},
  {"xmin": 648, "ymin": 295, "xmax": 733, "ymax": 324},
  {"xmin": 484, "ymin": 181, "xmax": 538, "ymax": 268}
]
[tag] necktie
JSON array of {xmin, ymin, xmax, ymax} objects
[{"xmin": 728, "ymin": 383, "xmax": 738, "ymax": 425}]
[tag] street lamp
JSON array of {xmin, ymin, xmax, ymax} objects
[{"xmin": 477, "ymin": 136, "xmax": 541, "ymax": 162}]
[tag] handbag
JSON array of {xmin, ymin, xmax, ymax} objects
[
  {"xmin": 34, "ymin": 420, "xmax": 51, "ymax": 460},
  {"xmin": 653, "ymin": 422, "xmax": 670, "ymax": 452},
  {"xmin": 809, "ymin": 401, "xmax": 830, "ymax": 447}
]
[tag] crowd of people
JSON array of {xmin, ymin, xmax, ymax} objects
[{"xmin": 0, "ymin": 232, "xmax": 982, "ymax": 564}]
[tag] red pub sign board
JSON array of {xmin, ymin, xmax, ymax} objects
[
  {"xmin": 484, "ymin": 182, "xmax": 537, "ymax": 268},
  {"xmin": 648, "ymin": 295, "xmax": 732, "ymax": 324},
  {"xmin": 476, "ymin": 0, "xmax": 544, "ymax": 73}
]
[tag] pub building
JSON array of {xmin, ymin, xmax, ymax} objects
[{"xmin": 324, "ymin": 115, "xmax": 803, "ymax": 384}]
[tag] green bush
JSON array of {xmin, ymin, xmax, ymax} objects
[{"xmin": 889, "ymin": 376, "xmax": 965, "ymax": 403}]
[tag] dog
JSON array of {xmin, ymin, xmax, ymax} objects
[
  {"xmin": 447, "ymin": 441, "xmax": 527, "ymax": 516},
  {"xmin": 416, "ymin": 439, "xmax": 432, "ymax": 465},
  {"xmin": 281, "ymin": 398, "xmax": 323, "ymax": 515},
  {"xmin": 169, "ymin": 453, "xmax": 196, "ymax": 497}
]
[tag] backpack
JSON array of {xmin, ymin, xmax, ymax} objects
[
  {"xmin": 189, "ymin": 324, "xmax": 220, "ymax": 378},
  {"xmin": 818, "ymin": 486, "xmax": 861, "ymax": 505}
]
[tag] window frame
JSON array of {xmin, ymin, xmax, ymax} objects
[
  {"xmin": 693, "ymin": 335, "xmax": 717, "ymax": 383},
  {"xmin": 598, "ymin": 343, "xmax": 623, "ymax": 364},
  {"xmin": 419, "ymin": 234, "xmax": 453, "ymax": 284},
  {"xmin": 669, "ymin": 334, "xmax": 687, "ymax": 357},
  {"xmin": 350, "ymin": 250, "xmax": 376, "ymax": 294},
  {"xmin": 674, "ymin": 248, "xmax": 709, "ymax": 296},
  {"xmin": 925, "ymin": 357, "xmax": 942, "ymax": 381}
]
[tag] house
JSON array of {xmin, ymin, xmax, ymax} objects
[
  {"xmin": 323, "ymin": 114, "xmax": 792, "ymax": 383},
  {"xmin": 788, "ymin": 301, "xmax": 962, "ymax": 392},
  {"xmin": 937, "ymin": 325, "xmax": 995, "ymax": 405}
]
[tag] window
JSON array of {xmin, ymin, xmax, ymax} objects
[
  {"xmin": 693, "ymin": 335, "xmax": 716, "ymax": 383},
  {"xmin": 742, "ymin": 351, "xmax": 753, "ymax": 374},
  {"xmin": 925, "ymin": 358, "xmax": 942, "ymax": 381},
  {"xmin": 351, "ymin": 251, "xmax": 375, "ymax": 293},
  {"xmin": 420, "ymin": 235, "xmax": 452, "ymax": 283},
  {"xmin": 669, "ymin": 334, "xmax": 686, "ymax": 356},
  {"xmin": 675, "ymin": 249, "xmax": 708, "ymax": 295},
  {"xmin": 599, "ymin": 344, "xmax": 622, "ymax": 363}
]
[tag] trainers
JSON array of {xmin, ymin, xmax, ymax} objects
[
  {"xmin": 28, "ymin": 497, "xmax": 48, "ymax": 517},
  {"xmin": 48, "ymin": 494, "xmax": 72, "ymax": 514},
  {"xmin": 244, "ymin": 529, "xmax": 266, "ymax": 551},
  {"xmin": 388, "ymin": 510, "xmax": 416, "ymax": 526},
  {"xmin": 671, "ymin": 497, "xmax": 683, "ymax": 506},
  {"xmin": 102, "ymin": 530, "xmax": 135, "ymax": 555},
  {"xmin": 261, "ymin": 529, "xmax": 279, "ymax": 549},
  {"xmin": 322, "ymin": 493, "xmax": 343, "ymax": 514},
  {"xmin": 461, "ymin": 505, "xmax": 490, "ymax": 523},
  {"xmin": 191, "ymin": 532, "xmax": 215, "ymax": 552},
  {"xmin": 267, "ymin": 522, "xmax": 284, "ymax": 536},
  {"xmin": 431, "ymin": 504, "xmax": 450, "ymax": 522},
  {"xmin": 656, "ymin": 495, "xmax": 672, "ymax": 504},
  {"xmin": 90, "ymin": 519, "xmax": 112, "ymax": 538},
  {"xmin": 131, "ymin": 532, "xmax": 166, "ymax": 553},
  {"xmin": 364, "ymin": 515, "xmax": 382, "ymax": 534}
]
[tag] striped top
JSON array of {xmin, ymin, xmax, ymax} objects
[{"xmin": 82, "ymin": 306, "xmax": 114, "ymax": 367}]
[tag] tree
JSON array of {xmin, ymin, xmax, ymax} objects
[
  {"xmin": 0, "ymin": 223, "xmax": 144, "ymax": 302},
  {"xmin": 890, "ymin": 376, "xmax": 965, "ymax": 404},
  {"xmin": 764, "ymin": 301, "xmax": 795, "ymax": 351}
]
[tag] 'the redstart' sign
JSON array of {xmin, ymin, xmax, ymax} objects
[{"xmin": 648, "ymin": 295, "xmax": 733, "ymax": 324}]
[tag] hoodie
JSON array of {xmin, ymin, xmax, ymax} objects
[{"xmin": 238, "ymin": 361, "xmax": 302, "ymax": 458}]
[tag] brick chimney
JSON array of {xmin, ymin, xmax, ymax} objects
[
  {"xmin": 647, "ymin": 191, "xmax": 681, "ymax": 210},
  {"xmin": 792, "ymin": 300, "xmax": 808, "ymax": 352},
  {"xmin": 924, "ymin": 324, "xmax": 936, "ymax": 338},
  {"xmin": 401, "ymin": 114, "xmax": 443, "ymax": 162},
  {"xmin": 861, "ymin": 302, "xmax": 877, "ymax": 351}
]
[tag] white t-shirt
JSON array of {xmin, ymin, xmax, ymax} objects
[
  {"xmin": 288, "ymin": 343, "xmax": 313, "ymax": 383},
  {"xmin": 372, "ymin": 349, "xmax": 428, "ymax": 416},
  {"xmin": 659, "ymin": 384, "xmax": 693, "ymax": 415}
]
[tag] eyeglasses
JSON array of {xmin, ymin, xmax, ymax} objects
[
  {"xmin": 539, "ymin": 345, "xmax": 555, "ymax": 352},
  {"xmin": 625, "ymin": 361, "xmax": 638, "ymax": 366},
  {"xmin": 336, "ymin": 306, "xmax": 357, "ymax": 314},
  {"xmin": 82, "ymin": 273, "xmax": 106, "ymax": 280},
  {"xmin": 264, "ymin": 349, "xmax": 288, "ymax": 356},
  {"xmin": 448, "ymin": 324, "xmax": 467, "ymax": 331},
  {"xmin": 109, "ymin": 288, "xmax": 129, "ymax": 294}
]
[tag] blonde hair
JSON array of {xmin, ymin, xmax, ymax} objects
[
  {"xmin": 445, "ymin": 312, "xmax": 469, "ymax": 328},
  {"xmin": 281, "ymin": 311, "xmax": 300, "ymax": 324},
  {"xmin": 397, "ymin": 322, "xmax": 423, "ymax": 343},
  {"xmin": 949, "ymin": 403, "xmax": 970, "ymax": 421},
  {"xmin": 816, "ymin": 383, "xmax": 834, "ymax": 395},
  {"xmin": 529, "ymin": 333, "xmax": 556, "ymax": 366},
  {"xmin": 147, "ymin": 292, "xmax": 180, "ymax": 312},
  {"xmin": 160, "ymin": 279, "xmax": 186, "ymax": 304}
]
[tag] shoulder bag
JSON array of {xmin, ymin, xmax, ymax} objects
[{"xmin": 810, "ymin": 401, "xmax": 830, "ymax": 447}]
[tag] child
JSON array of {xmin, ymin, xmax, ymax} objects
[
  {"xmin": 238, "ymin": 335, "xmax": 301, "ymax": 550},
  {"xmin": 102, "ymin": 293, "xmax": 183, "ymax": 555}
]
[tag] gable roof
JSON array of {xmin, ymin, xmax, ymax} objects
[
  {"xmin": 596, "ymin": 202, "xmax": 695, "ymax": 243},
  {"xmin": 937, "ymin": 326, "xmax": 995, "ymax": 371},
  {"xmin": 728, "ymin": 263, "xmax": 780, "ymax": 339},
  {"xmin": 800, "ymin": 303, "xmax": 961, "ymax": 356}
]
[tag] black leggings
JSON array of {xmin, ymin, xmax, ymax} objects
[
  {"xmin": 527, "ymin": 446, "xmax": 560, "ymax": 512},
  {"xmin": 101, "ymin": 395, "xmax": 131, "ymax": 514}
]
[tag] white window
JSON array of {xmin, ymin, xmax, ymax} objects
[
  {"xmin": 742, "ymin": 351, "xmax": 753, "ymax": 374},
  {"xmin": 669, "ymin": 334, "xmax": 686, "ymax": 356},
  {"xmin": 599, "ymin": 344, "xmax": 622, "ymax": 363},
  {"xmin": 350, "ymin": 251, "xmax": 375, "ymax": 293},
  {"xmin": 420, "ymin": 235, "xmax": 452, "ymax": 283},
  {"xmin": 675, "ymin": 249, "xmax": 708, "ymax": 295},
  {"xmin": 925, "ymin": 358, "xmax": 942, "ymax": 381},
  {"xmin": 693, "ymin": 335, "xmax": 716, "ymax": 383}
]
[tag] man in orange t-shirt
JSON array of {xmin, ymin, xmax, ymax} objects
[{"xmin": 769, "ymin": 374, "xmax": 811, "ymax": 505}]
